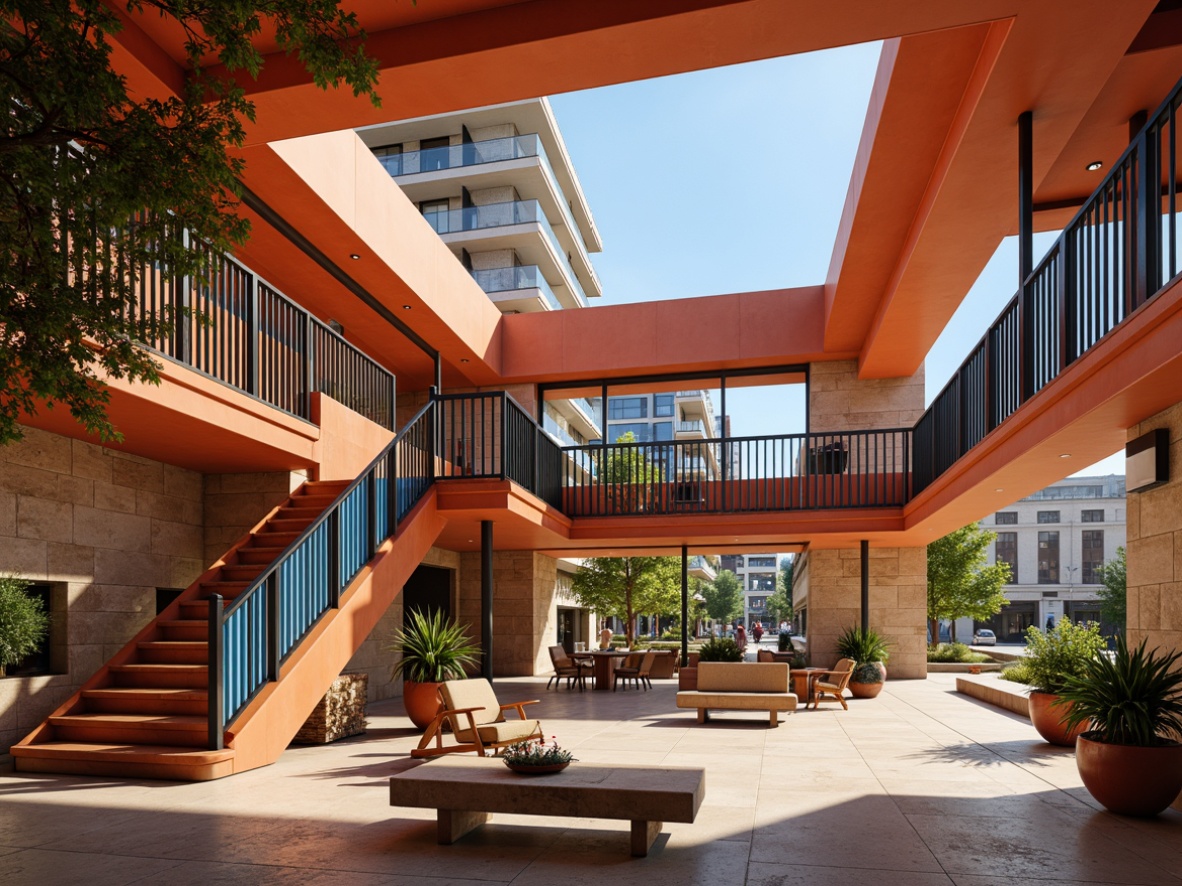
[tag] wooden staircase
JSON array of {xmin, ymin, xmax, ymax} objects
[{"xmin": 11, "ymin": 480, "xmax": 349, "ymax": 781}]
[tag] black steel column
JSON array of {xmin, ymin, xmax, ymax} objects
[
  {"xmin": 481, "ymin": 520, "xmax": 494, "ymax": 681},
  {"xmin": 1018, "ymin": 110, "xmax": 1034, "ymax": 401},
  {"xmin": 681, "ymin": 545, "xmax": 689, "ymax": 668},
  {"xmin": 860, "ymin": 540, "xmax": 870, "ymax": 632}
]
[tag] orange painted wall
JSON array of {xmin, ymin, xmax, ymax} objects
[{"xmin": 310, "ymin": 393, "xmax": 394, "ymax": 482}]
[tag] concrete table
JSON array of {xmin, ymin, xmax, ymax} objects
[{"xmin": 389, "ymin": 755, "xmax": 705, "ymax": 857}]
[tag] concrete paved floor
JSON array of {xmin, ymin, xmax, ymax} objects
[{"xmin": 1, "ymin": 674, "xmax": 1180, "ymax": 885}]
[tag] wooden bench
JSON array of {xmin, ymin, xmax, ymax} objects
[
  {"xmin": 389, "ymin": 756, "xmax": 705, "ymax": 857},
  {"xmin": 675, "ymin": 661, "xmax": 798, "ymax": 726}
]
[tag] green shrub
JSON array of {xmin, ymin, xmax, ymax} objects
[
  {"xmin": 387, "ymin": 609, "xmax": 481, "ymax": 683},
  {"xmin": 0, "ymin": 575, "xmax": 48, "ymax": 673},
  {"xmin": 1022, "ymin": 620, "xmax": 1106, "ymax": 694},
  {"xmin": 927, "ymin": 643, "xmax": 992, "ymax": 663},
  {"xmin": 998, "ymin": 659, "xmax": 1035, "ymax": 684},
  {"xmin": 697, "ymin": 637, "xmax": 743, "ymax": 662},
  {"xmin": 778, "ymin": 630, "xmax": 791, "ymax": 652},
  {"xmin": 852, "ymin": 662, "xmax": 883, "ymax": 684}
]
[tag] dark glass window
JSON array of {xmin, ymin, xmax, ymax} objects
[
  {"xmin": 995, "ymin": 511, "xmax": 1017, "ymax": 525},
  {"xmin": 608, "ymin": 397, "xmax": 647, "ymax": 420},
  {"xmin": 1081, "ymin": 509, "xmax": 1104, "ymax": 523},
  {"xmin": 1037, "ymin": 511, "xmax": 1060, "ymax": 524},
  {"xmin": 654, "ymin": 394, "xmax": 675, "ymax": 417},
  {"xmin": 1038, "ymin": 531, "xmax": 1060, "ymax": 584},
  {"xmin": 653, "ymin": 421, "xmax": 673, "ymax": 441},
  {"xmin": 995, "ymin": 532, "xmax": 1018, "ymax": 583},
  {"xmin": 748, "ymin": 557, "xmax": 777, "ymax": 567},
  {"xmin": 608, "ymin": 422, "xmax": 652, "ymax": 443},
  {"xmin": 1082, "ymin": 530, "xmax": 1104, "ymax": 584}
]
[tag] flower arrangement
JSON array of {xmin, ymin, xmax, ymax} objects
[{"xmin": 502, "ymin": 736, "xmax": 575, "ymax": 768}]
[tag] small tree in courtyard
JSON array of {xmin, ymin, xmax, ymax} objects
[
  {"xmin": 927, "ymin": 524, "xmax": 1011, "ymax": 645},
  {"xmin": 1095, "ymin": 546, "xmax": 1126, "ymax": 631},
  {"xmin": 701, "ymin": 569, "xmax": 743, "ymax": 626},
  {"xmin": 570, "ymin": 557, "xmax": 681, "ymax": 648}
]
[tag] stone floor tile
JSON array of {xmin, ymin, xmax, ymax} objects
[{"xmin": 748, "ymin": 861, "xmax": 954, "ymax": 885}]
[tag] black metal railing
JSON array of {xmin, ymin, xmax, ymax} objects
[
  {"xmin": 433, "ymin": 391, "xmax": 563, "ymax": 509},
  {"xmin": 124, "ymin": 228, "xmax": 395, "ymax": 429},
  {"xmin": 560, "ymin": 429, "xmax": 910, "ymax": 517},
  {"xmin": 913, "ymin": 74, "xmax": 1182, "ymax": 495},
  {"xmin": 208, "ymin": 400, "xmax": 433, "ymax": 748}
]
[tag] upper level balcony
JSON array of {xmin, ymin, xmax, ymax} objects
[
  {"xmin": 675, "ymin": 390, "xmax": 713, "ymax": 422},
  {"xmin": 425, "ymin": 200, "xmax": 590, "ymax": 307},
  {"xmin": 472, "ymin": 265, "xmax": 561, "ymax": 313},
  {"xmin": 675, "ymin": 419, "xmax": 708, "ymax": 439}
]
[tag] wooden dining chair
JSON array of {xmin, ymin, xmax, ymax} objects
[
  {"xmin": 613, "ymin": 652, "xmax": 655, "ymax": 691},
  {"xmin": 809, "ymin": 658, "xmax": 856, "ymax": 710}
]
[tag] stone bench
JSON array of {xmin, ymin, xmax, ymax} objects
[
  {"xmin": 675, "ymin": 661, "xmax": 798, "ymax": 726},
  {"xmin": 390, "ymin": 755, "xmax": 705, "ymax": 857}
]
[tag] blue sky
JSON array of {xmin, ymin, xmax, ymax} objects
[{"xmin": 549, "ymin": 44, "xmax": 1123, "ymax": 477}]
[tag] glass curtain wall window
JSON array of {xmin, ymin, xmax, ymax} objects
[
  {"xmin": 1082, "ymin": 530, "xmax": 1105, "ymax": 583},
  {"xmin": 608, "ymin": 397, "xmax": 647, "ymax": 420},
  {"xmin": 1038, "ymin": 531, "xmax": 1060, "ymax": 583},
  {"xmin": 654, "ymin": 394, "xmax": 675, "ymax": 417},
  {"xmin": 995, "ymin": 532, "xmax": 1018, "ymax": 583}
]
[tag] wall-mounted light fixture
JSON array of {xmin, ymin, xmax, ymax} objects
[{"xmin": 1127, "ymin": 428, "xmax": 1169, "ymax": 493}]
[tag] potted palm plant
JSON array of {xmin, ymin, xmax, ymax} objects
[
  {"xmin": 836, "ymin": 626, "xmax": 890, "ymax": 698},
  {"xmin": 1055, "ymin": 635, "xmax": 1182, "ymax": 816},
  {"xmin": 387, "ymin": 609, "xmax": 481, "ymax": 729},
  {"xmin": 1021, "ymin": 620, "xmax": 1105, "ymax": 746}
]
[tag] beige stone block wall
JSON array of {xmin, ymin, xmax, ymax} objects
[
  {"xmin": 347, "ymin": 547, "xmax": 462, "ymax": 703},
  {"xmin": 470, "ymin": 123, "xmax": 518, "ymax": 142},
  {"xmin": 470, "ymin": 185, "xmax": 518, "ymax": 206},
  {"xmin": 0, "ymin": 428, "xmax": 205, "ymax": 756},
  {"xmin": 802, "ymin": 360, "xmax": 928, "ymax": 678},
  {"xmin": 1125, "ymin": 403, "xmax": 1182, "ymax": 656},
  {"xmin": 1125, "ymin": 403, "xmax": 1182, "ymax": 811},
  {"xmin": 202, "ymin": 472, "xmax": 303, "ymax": 564},
  {"xmin": 459, "ymin": 549, "xmax": 557, "ymax": 676}
]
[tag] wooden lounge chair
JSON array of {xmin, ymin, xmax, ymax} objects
[
  {"xmin": 547, "ymin": 644, "xmax": 592, "ymax": 690},
  {"xmin": 411, "ymin": 678, "xmax": 542, "ymax": 758},
  {"xmin": 808, "ymin": 658, "xmax": 856, "ymax": 710}
]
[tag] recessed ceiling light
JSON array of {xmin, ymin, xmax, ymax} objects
[
  {"xmin": 995, "ymin": 487, "xmax": 1004, "ymax": 492},
  {"xmin": 1086, "ymin": 161, "xmax": 1102, "ymax": 171},
  {"xmin": 349, "ymin": 253, "xmax": 360, "ymax": 260},
  {"xmin": 402, "ymin": 304, "xmax": 412, "ymax": 310},
  {"xmin": 460, "ymin": 358, "xmax": 470, "ymax": 364},
  {"xmin": 1059, "ymin": 453, "xmax": 1072, "ymax": 458}
]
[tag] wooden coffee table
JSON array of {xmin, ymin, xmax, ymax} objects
[{"xmin": 390, "ymin": 755, "xmax": 705, "ymax": 856}]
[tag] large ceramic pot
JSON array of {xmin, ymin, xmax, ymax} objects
[
  {"xmin": 1028, "ymin": 691, "xmax": 1087, "ymax": 747},
  {"xmin": 1075, "ymin": 733, "xmax": 1182, "ymax": 816},
  {"xmin": 402, "ymin": 680, "xmax": 443, "ymax": 729},
  {"xmin": 848, "ymin": 662, "xmax": 887, "ymax": 699}
]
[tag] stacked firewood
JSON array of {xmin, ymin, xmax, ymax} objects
[{"xmin": 293, "ymin": 672, "xmax": 369, "ymax": 744}]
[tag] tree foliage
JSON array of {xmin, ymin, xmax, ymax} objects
[
  {"xmin": 766, "ymin": 558, "xmax": 793, "ymax": 625},
  {"xmin": 1095, "ymin": 545, "xmax": 1126, "ymax": 630},
  {"xmin": 1, "ymin": 0, "xmax": 380, "ymax": 445},
  {"xmin": 570, "ymin": 557, "xmax": 681, "ymax": 647},
  {"xmin": 927, "ymin": 524, "xmax": 1011, "ymax": 645},
  {"xmin": 701, "ymin": 569, "xmax": 743, "ymax": 624},
  {"xmin": 0, "ymin": 575, "xmax": 49, "ymax": 670}
]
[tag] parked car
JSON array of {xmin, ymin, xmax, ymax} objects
[{"xmin": 972, "ymin": 629, "xmax": 997, "ymax": 646}]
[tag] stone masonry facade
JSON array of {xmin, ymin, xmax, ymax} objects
[{"xmin": 803, "ymin": 360, "xmax": 928, "ymax": 679}]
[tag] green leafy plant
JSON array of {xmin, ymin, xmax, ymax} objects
[
  {"xmin": 387, "ymin": 609, "xmax": 481, "ymax": 683},
  {"xmin": 852, "ymin": 662, "xmax": 883, "ymax": 684},
  {"xmin": 778, "ymin": 629, "xmax": 791, "ymax": 652},
  {"xmin": 999, "ymin": 659, "xmax": 1035, "ymax": 684},
  {"xmin": 927, "ymin": 642, "xmax": 992, "ymax": 663},
  {"xmin": 0, "ymin": 576, "xmax": 49, "ymax": 674},
  {"xmin": 1055, "ymin": 635, "xmax": 1182, "ymax": 746},
  {"xmin": 1023, "ymin": 620, "xmax": 1106, "ymax": 695},
  {"xmin": 836, "ymin": 625, "xmax": 890, "ymax": 665},
  {"xmin": 696, "ymin": 637, "xmax": 743, "ymax": 662},
  {"xmin": 502, "ymin": 737, "xmax": 575, "ymax": 766}
]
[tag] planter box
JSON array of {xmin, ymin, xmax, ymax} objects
[{"xmin": 292, "ymin": 673, "xmax": 368, "ymax": 744}]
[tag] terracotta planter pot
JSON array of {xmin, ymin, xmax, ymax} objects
[
  {"xmin": 678, "ymin": 667, "xmax": 698, "ymax": 691},
  {"xmin": 1028, "ymin": 691, "xmax": 1087, "ymax": 747},
  {"xmin": 402, "ymin": 680, "xmax": 443, "ymax": 729},
  {"xmin": 848, "ymin": 681, "xmax": 883, "ymax": 699},
  {"xmin": 1076, "ymin": 733, "xmax": 1182, "ymax": 816}
]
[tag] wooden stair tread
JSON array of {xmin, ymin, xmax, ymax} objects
[
  {"xmin": 11, "ymin": 741, "xmax": 234, "ymax": 764},
  {"xmin": 83, "ymin": 688, "xmax": 207, "ymax": 700},
  {"xmin": 113, "ymin": 663, "xmax": 206, "ymax": 671},
  {"xmin": 51, "ymin": 713, "xmax": 206, "ymax": 729}
]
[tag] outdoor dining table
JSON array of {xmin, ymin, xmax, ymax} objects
[
  {"xmin": 789, "ymin": 666, "xmax": 828, "ymax": 704},
  {"xmin": 571, "ymin": 649, "xmax": 635, "ymax": 691}
]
